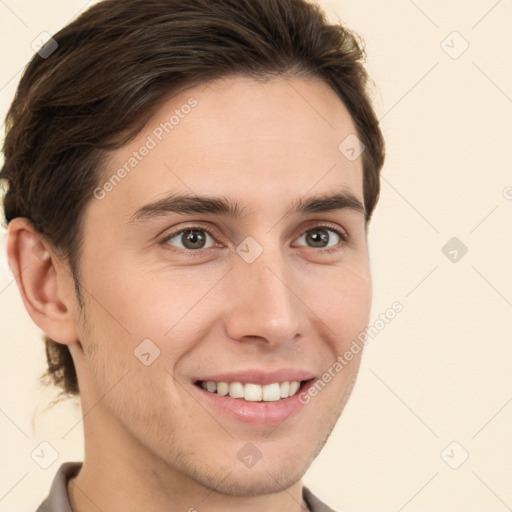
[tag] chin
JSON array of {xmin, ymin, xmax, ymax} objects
[
  {"xmin": 206, "ymin": 463, "xmax": 308, "ymax": 497},
  {"xmin": 175, "ymin": 446, "xmax": 315, "ymax": 498}
]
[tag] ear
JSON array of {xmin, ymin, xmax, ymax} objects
[{"xmin": 6, "ymin": 218, "xmax": 79, "ymax": 345}]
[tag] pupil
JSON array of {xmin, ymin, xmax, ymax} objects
[
  {"xmin": 183, "ymin": 230, "xmax": 206, "ymax": 249},
  {"xmin": 307, "ymin": 229, "xmax": 329, "ymax": 247}
]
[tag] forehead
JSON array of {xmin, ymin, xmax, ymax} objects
[{"xmin": 91, "ymin": 75, "xmax": 364, "ymax": 223}]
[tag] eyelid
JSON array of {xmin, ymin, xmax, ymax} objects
[
  {"xmin": 160, "ymin": 222, "xmax": 222, "ymax": 254},
  {"xmin": 291, "ymin": 221, "xmax": 349, "ymax": 252},
  {"xmin": 297, "ymin": 220, "xmax": 349, "ymax": 242}
]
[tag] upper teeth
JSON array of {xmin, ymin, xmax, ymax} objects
[{"xmin": 200, "ymin": 381, "xmax": 301, "ymax": 401}]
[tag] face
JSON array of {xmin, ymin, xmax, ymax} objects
[{"xmin": 70, "ymin": 75, "xmax": 372, "ymax": 496}]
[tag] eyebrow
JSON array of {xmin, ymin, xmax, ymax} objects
[{"xmin": 129, "ymin": 190, "xmax": 366, "ymax": 224}]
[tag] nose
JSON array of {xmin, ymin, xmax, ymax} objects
[{"xmin": 223, "ymin": 246, "xmax": 307, "ymax": 348}]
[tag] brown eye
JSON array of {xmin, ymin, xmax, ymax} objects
[
  {"xmin": 164, "ymin": 228, "xmax": 214, "ymax": 250},
  {"xmin": 295, "ymin": 227, "xmax": 344, "ymax": 249}
]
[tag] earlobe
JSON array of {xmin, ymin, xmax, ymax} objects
[{"xmin": 6, "ymin": 218, "xmax": 79, "ymax": 346}]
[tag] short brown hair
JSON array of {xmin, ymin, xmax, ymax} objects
[{"xmin": 0, "ymin": 0, "xmax": 385, "ymax": 400}]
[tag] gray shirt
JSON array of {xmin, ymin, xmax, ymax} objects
[{"xmin": 36, "ymin": 462, "xmax": 338, "ymax": 512}]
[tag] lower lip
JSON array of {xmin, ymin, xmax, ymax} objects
[{"xmin": 191, "ymin": 380, "xmax": 315, "ymax": 425}]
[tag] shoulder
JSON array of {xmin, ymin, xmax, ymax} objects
[
  {"xmin": 303, "ymin": 486, "xmax": 340, "ymax": 512},
  {"xmin": 36, "ymin": 461, "xmax": 82, "ymax": 512}
]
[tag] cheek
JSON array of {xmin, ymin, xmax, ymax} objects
[
  {"xmin": 306, "ymin": 260, "xmax": 372, "ymax": 346},
  {"xmin": 79, "ymin": 259, "xmax": 224, "ymax": 372},
  {"xmin": 80, "ymin": 254, "xmax": 185, "ymax": 335}
]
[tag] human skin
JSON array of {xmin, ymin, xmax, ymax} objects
[{"xmin": 8, "ymin": 75, "xmax": 372, "ymax": 512}]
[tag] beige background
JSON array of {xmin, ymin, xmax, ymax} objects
[{"xmin": 1, "ymin": 1, "xmax": 511, "ymax": 511}]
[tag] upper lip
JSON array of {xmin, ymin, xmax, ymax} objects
[{"xmin": 194, "ymin": 368, "xmax": 316, "ymax": 386}]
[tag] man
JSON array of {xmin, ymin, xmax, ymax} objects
[{"xmin": 2, "ymin": 0, "xmax": 385, "ymax": 510}]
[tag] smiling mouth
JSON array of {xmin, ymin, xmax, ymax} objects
[{"xmin": 194, "ymin": 379, "xmax": 311, "ymax": 402}]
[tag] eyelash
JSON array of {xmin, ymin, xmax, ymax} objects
[{"xmin": 159, "ymin": 222, "xmax": 349, "ymax": 255}]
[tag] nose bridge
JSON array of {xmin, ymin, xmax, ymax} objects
[{"xmin": 224, "ymin": 243, "xmax": 304, "ymax": 344}]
